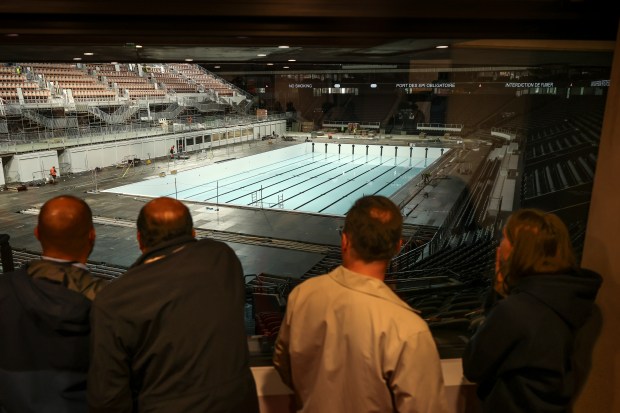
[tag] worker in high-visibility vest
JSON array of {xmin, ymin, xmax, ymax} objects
[{"xmin": 49, "ymin": 166, "xmax": 57, "ymax": 183}]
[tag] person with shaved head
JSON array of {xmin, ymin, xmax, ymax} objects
[
  {"xmin": 273, "ymin": 195, "xmax": 448, "ymax": 413},
  {"xmin": 0, "ymin": 195, "xmax": 107, "ymax": 412},
  {"xmin": 88, "ymin": 197, "xmax": 259, "ymax": 413}
]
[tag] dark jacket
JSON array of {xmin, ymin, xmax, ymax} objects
[
  {"xmin": 87, "ymin": 235, "xmax": 259, "ymax": 413},
  {"xmin": 0, "ymin": 260, "xmax": 106, "ymax": 413},
  {"xmin": 462, "ymin": 269, "xmax": 602, "ymax": 413}
]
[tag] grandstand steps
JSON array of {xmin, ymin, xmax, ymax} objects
[
  {"xmin": 148, "ymin": 102, "xmax": 184, "ymax": 120},
  {"xmin": 390, "ymin": 230, "xmax": 495, "ymax": 286},
  {"xmin": 300, "ymin": 247, "xmax": 342, "ymax": 279},
  {"xmin": 388, "ymin": 276, "xmax": 463, "ymax": 295},
  {"xmin": 23, "ymin": 110, "xmax": 78, "ymax": 129},
  {"xmin": 191, "ymin": 101, "xmax": 227, "ymax": 113},
  {"xmin": 88, "ymin": 105, "xmax": 139, "ymax": 124}
]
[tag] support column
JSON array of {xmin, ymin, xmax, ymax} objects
[{"xmin": 574, "ymin": 22, "xmax": 620, "ymax": 413}]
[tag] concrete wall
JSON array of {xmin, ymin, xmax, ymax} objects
[
  {"xmin": 253, "ymin": 359, "xmax": 478, "ymax": 413},
  {"xmin": 0, "ymin": 158, "xmax": 5, "ymax": 186},
  {"xmin": 573, "ymin": 24, "xmax": 620, "ymax": 413},
  {"xmin": 253, "ymin": 121, "xmax": 286, "ymax": 138},
  {"xmin": 3, "ymin": 150, "xmax": 58, "ymax": 184}
]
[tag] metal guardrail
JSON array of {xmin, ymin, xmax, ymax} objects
[
  {"xmin": 0, "ymin": 112, "xmax": 287, "ymax": 155},
  {"xmin": 417, "ymin": 123, "xmax": 464, "ymax": 131},
  {"xmin": 322, "ymin": 120, "xmax": 381, "ymax": 129}
]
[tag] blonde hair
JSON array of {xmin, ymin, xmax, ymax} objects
[{"xmin": 500, "ymin": 208, "xmax": 577, "ymax": 292}]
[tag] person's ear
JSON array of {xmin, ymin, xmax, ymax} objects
[
  {"xmin": 137, "ymin": 230, "xmax": 146, "ymax": 253},
  {"xmin": 34, "ymin": 226, "xmax": 40, "ymax": 241},
  {"xmin": 396, "ymin": 238, "xmax": 404, "ymax": 253},
  {"xmin": 340, "ymin": 232, "xmax": 346, "ymax": 255}
]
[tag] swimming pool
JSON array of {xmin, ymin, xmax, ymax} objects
[{"xmin": 104, "ymin": 142, "xmax": 444, "ymax": 216}]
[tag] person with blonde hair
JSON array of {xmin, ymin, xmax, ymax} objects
[{"xmin": 462, "ymin": 208, "xmax": 602, "ymax": 413}]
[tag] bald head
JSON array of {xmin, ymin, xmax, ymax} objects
[
  {"xmin": 136, "ymin": 197, "xmax": 194, "ymax": 252},
  {"xmin": 35, "ymin": 195, "xmax": 95, "ymax": 263}
]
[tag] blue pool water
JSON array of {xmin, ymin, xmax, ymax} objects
[{"xmin": 104, "ymin": 142, "xmax": 444, "ymax": 216}]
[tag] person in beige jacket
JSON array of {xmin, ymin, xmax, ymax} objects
[{"xmin": 273, "ymin": 195, "xmax": 448, "ymax": 413}]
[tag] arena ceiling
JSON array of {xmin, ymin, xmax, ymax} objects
[{"xmin": 0, "ymin": 1, "xmax": 618, "ymax": 71}]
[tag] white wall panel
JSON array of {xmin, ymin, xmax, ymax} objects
[
  {"xmin": 0, "ymin": 158, "xmax": 5, "ymax": 186},
  {"xmin": 6, "ymin": 121, "xmax": 286, "ymax": 183},
  {"xmin": 5, "ymin": 151, "xmax": 58, "ymax": 183}
]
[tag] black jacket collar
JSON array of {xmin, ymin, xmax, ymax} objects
[{"xmin": 131, "ymin": 235, "xmax": 197, "ymax": 268}]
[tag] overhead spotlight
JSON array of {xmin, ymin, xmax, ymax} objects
[
  {"xmin": 214, "ymin": 65, "xmax": 220, "ymax": 69},
  {"xmin": 283, "ymin": 66, "xmax": 290, "ymax": 69},
  {"xmin": 185, "ymin": 58, "xmax": 193, "ymax": 62},
  {"xmin": 278, "ymin": 45, "xmax": 290, "ymax": 49},
  {"xmin": 135, "ymin": 45, "xmax": 143, "ymax": 49},
  {"xmin": 266, "ymin": 63, "xmax": 274, "ymax": 66},
  {"xmin": 288, "ymin": 59, "xmax": 296, "ymax": 62},
  {"xmin": 436, "ymin": 45, "xmax": 449, "ymax": 49},
  {"xmin": 334, "ymin": 83, "xmax": 341, "ymax": 88},
  {"xmin": 73, "ymin": 57, "xmax": 82, "ymax": 61},
  {"xmin": 84, "ymin": 52, "xmax": 94, "ymax": 56},
  {"xmin": 370, "ymin": 83, "xmax": 377, "ymax": 88},
  {"xmin": 257, "ymin": 54, "xmax": 267, "ymax": 57}
]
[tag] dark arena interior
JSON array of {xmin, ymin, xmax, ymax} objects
[{"xmin": 0, "ymin": 1, "xmax": 619, "ymax": 411}]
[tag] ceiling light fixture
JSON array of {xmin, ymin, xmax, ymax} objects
[
  {"xmin": 5, "ymin": 33, "xmax": 19, "ymax": 37},
  {"xmin": 370, "ymin": 83, "xmax": 377, "ymax": 88},
  {"xmin": 436, "ymin": 45, "xmax": 449, "ymax": 49},
  {"xmin": 267, "ymin": 63, "xmax": 274, "ymax": 66},
  {"xmin": 110, "ymin": 62, "xmax": 118, "ymax": 64},
  {"xmin": 84, "ymin": 52, "xmax": 94, "ymax": 56},
  {"xmin": 257, "ymin": 54, "xmax": 267, "ymax": 57},
  {"xmin": 73, "ymin": 57, "xmax": 82, "ymax": 61},
  {"xmin": 135, "ymin": 45, "xmax": 143, "ymax": 49},
  {"xmin": 278, "ymin": 45, "xmax": 290, "ymax": 49},
  {"xmin": 283, "ymin": 66, "xmax": 289, "ymax": 69},
  {"xmin": 214, "ymin": 65, "xmax": 220, "ymax": 69},
  {"xmin": 185, "ymin": 58, "xmax": 193, "ymax": 62},
  {"xmin": 288, "ymin": 59, "xmax": 296, "ymax": 62}
]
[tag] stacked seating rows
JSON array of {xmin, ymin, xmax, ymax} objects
[{"xmin": 0, "ymin": 63, "xmax": 239, "ymax": 104}]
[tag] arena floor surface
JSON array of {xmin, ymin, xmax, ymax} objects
[{"xmin": 0, "ymin": 136, "xmax": 482, "ymax": 278}]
